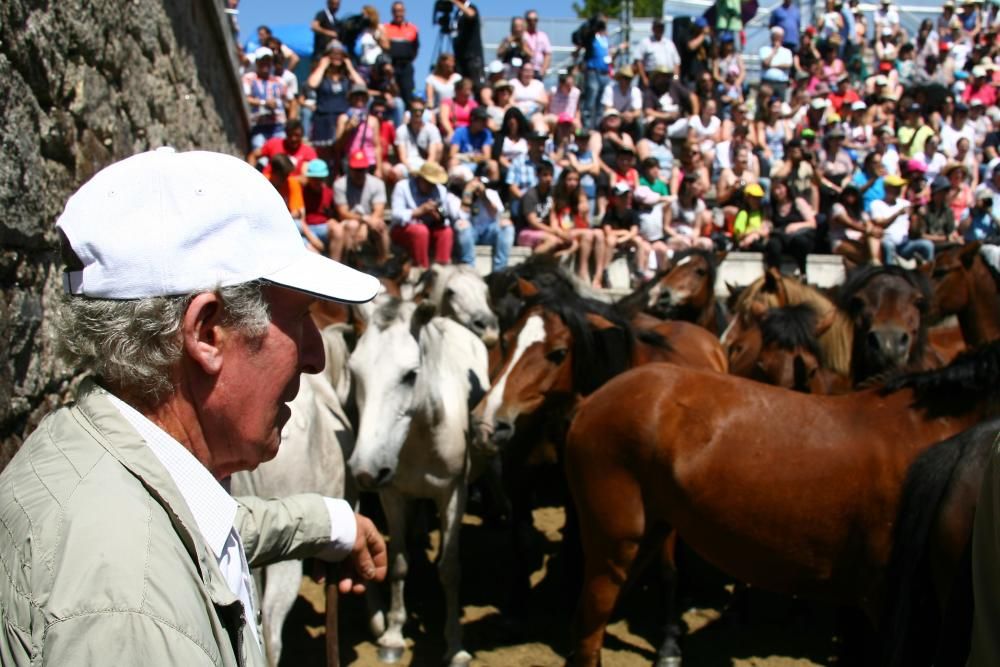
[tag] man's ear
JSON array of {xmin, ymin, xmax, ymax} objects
[{"xmin": 182, "ymin": 292, "xmax": 227, "ymax": 375}]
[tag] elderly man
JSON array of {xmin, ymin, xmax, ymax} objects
[
  {"xmin": 391, "ymin": 161, "xmax": 458, "ymax": 267},
  {"xmin": 0, "ymin": 148, "xmax": 386, "ymax": 665}
]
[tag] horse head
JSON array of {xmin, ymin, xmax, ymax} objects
[
  {"xmin": 841, "ymin": 266, "xmax": 930, "ymax": 383},
  {"xmin": 646, "ymin": 249, "xmax": 719, "ymax": 319},
  {"xmin": 420, "ymin": 264, "xmax": 500, "ymax": 347},
  {"xmin": 928, "ymin": 241, "xmax": 981, "ymax": 320}
]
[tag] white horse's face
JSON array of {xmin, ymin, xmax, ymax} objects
[
  {"xmin": 441, "ymin": 271, "xmax": 499, "ymax": 347},
  {"xmin": 347, "ymin": 319, "xmax": 421, "ymax": 490}
]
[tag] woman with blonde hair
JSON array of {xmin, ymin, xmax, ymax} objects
[
  {"xmin": 354, "ymin": 6, "xmax": 388, "ymax": 76},
  {"xmin": 425, "ymin": 53, "xmax": 462, "ymax": 109}
]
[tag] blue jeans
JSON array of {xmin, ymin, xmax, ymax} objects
[
  {"xmin": 881, "ymin": 237, "xmax": 934, "ymax": 265},
  {"xmin": 457, "ymin": 222, "xmax": 515, "ymax": 271},
  {"xmin": 583, "ymin": 69, "xmax": 610, "ymax": 131}
]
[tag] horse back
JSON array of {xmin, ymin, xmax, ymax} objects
[{"xmin": 640, "ymin": 320, "xmax": 728, "ymax": 373}]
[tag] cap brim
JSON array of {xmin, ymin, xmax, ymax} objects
[{"xmin": 263, "ymin": 252, "xmax": 380, "ymax": 304}]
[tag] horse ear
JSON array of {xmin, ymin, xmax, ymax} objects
[
  {"xmin": 414, "ymin": 265, "xmax": 439, "ymax": 299},
  {"xmin": 960, "ymin": 240, "xmax": 982, "ymax": 269},
  {"xmin": 762, "ymin": 268, "xmax": 788, "ymax": 305},
  {"xmin": 726, "ymin": 281, "xmax": 739, "ymax": 296},
  {"xmin": 410, "ymin": 301, "xmax": 437, "ymax": 340},
  {"xmin": 584, "ymin": 312, "xmax": 617, "ymax": 331},
  {"xmin": 813, "ymin": 307, "xmax": 836, "ymax": 337},
  {"xmin": 515, "ymin": 277, "xmax": 539, "ymax": 299},
  {"xmin": 715, "ymin": 250, "xmax": 729, "ymax": 265}
]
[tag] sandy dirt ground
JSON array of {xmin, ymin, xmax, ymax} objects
[{"xmin": 278, "ymin": 503, "xmax": 842, "ymax": 666}]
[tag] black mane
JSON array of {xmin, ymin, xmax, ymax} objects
[
  {"xmin": 883, "ymin": 340, "xmax": 1000, "ymax": 417},
  {"xmin": 760, "ymin": 303, "xmax": 822, "ymax": 359}
]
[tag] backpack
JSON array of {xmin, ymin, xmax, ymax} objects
[
  {"xmin": 338, "ymin": 14, "xmax": 368, "ymax": 54},
  {"xmin": 571, "ymin": 18, "xmax": 597, "ymax": 56}
]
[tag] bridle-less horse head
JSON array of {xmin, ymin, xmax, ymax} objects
[
  {"xmin": 418, "ymin": 264, "xmax": 500, "ymax": 347},
  {"xmin": 841, "ymin": 266, "xmax": 929, "ymax": 377},
  {"xmin": 928, "ymin": 241, "xmax": 982, "ymax": 319},
  {"xmin": 347, "ymin": 296, "xmax": 435, "ymax": 490},
  {"xmin": 646, "ymin": 250, "xmax": 723, "ymax": 319},
  {"xmin": 473, "ymin": 278, "xmax": 629, "ymax": 454}
]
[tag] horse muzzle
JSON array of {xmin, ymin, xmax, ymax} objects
[
  {"xmin": 353, "ymin": 466, "xmax": 395, "ymax": 491},
  {"xmin": 866, "ymin": 327, "xmax": 912, "ymax": 367}
]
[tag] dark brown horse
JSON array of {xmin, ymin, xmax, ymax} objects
[
  {"xmin": 617, "ymin": 249, "xmax": 728, "ymax": 334},
  {"xmin": 929, "ymin": 241, "xmax": 1000, "ymax": 347},
  {"xmin": 563, "ymin": 343, "xmax": 1000, "ymax": 666},
  {"xmin": 839, "ymin": 265, "xmax": 938, "ymax": 385}
]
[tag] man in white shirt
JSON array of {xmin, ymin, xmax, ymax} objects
[
  {"xmin": 395, "ymin": 98, "xmax": 444, "ymax": 178},
  {"xmin": 601, "ymin": 65, "xmax": 643, "ymax": 132},
  {"xmin": 940, "ymin": 102, "xmax": 977, "ymax": 157},
  {"xmin": 634, "ymin": 18, "xmax": 681, "ymax": 87},
  {"xmin": 0, "ymin": 148, "xmax": 387, "ymax": 666},
  {"xmin": 871, "ymin": 174, "xmax": 934, "ymax": 265}
]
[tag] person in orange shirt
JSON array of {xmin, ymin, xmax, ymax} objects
[
  {"xmin": 383, "ymin": 2, "xmax": 420, "ymax": 106},
  {"xmin": 269, "ymin": 154, "xmax": 316, "ymax": 251}
]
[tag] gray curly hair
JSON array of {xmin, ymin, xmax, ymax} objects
[{"xmin": 55, "ymin": 281, "xmax": 271, "ymax": 402}]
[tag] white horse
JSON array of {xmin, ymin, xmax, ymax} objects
[
  {"xmin": 230, "ymin": 324, "xmax": 356, "ymax": 667},
  {"xmin": 348, "ymin": 296, "xmax": 490, "ymax": 666},
  {"xmin": 418, "ymin": 263, "xmax": 500, "ymax": 346}
]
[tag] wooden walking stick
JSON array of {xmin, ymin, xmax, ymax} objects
[{"xmin": 325, "ymin": 563, "xmax": 340, "ymax": 667}]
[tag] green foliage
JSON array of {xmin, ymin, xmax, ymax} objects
[{"xmin": 572, "ymin": 0, "xmax": 663, "ymax": 18}]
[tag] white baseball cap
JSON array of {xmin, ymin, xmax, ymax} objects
[
  {"xmin": 57, "ymin": 148, "xmax": 380, "ymax": 303},
  {"xmin": 254, "ymin": 46, "xmax": 274, "ymax": 60}
]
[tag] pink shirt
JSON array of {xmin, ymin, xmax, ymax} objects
[
  {"xmin": 523, "ymin": 29, "xmax": 552, "ymax": 72},
  {"xmin": 441, "ymin": 96, "xmax": 479, "ymax": 129}
]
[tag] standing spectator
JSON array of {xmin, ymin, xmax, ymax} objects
[
  {"xmin": 634, "ymin": 18, "xmax": 682, "ymax": 88},
  {"xmin": 453, "ymin": 168, "xmax": 515, "ymax": 271},
  {"xmin": 523, "ymin": 10, "xmax": 552, "ymax": 79},
  {"xmin": 760, "ymin": 27, "xmax": 794, "ymax": 101},
  {"xmin": 384, "ymin": 2, "xmax": 419, "ymax": 106},
  {"xmin": 390, "ymin": 161, "xmax": 457, "ymax": 267},
  {"xmin": 770, "ymin": 0, "xmax": 801, "ymax": 51},
  {"xmin": 395, "ymin": 98, "xmax": 444, "ymax": 177},
  {"xmin": 243, "ymin": 48, "xmax": 287, "ymax": 152},
  {"xmin": 334, "ymin": 150, "xmax": 389, "ymax": 262},
  {"xmin": 497, "ymin": 17, "xmax": 534, "ymax": 78},
  {"xmin": 601, "ymin": 66, "xmax": 643, "ymax": 137},
  {"xmin": 452, "ymin": 0, "xmax": 485, "ymax": 85},
  {"xmin": 353, "ymin": 6, "xmax": 389, "ymax": 77},
  {"xmin": 425, "ymin": 54, "xmax": 462, "ymax": 109},
  {"xmin": 715, "ymin": 0, "xmax": 744, "ymax": 38},
  {"xmin": 311, "ymin": 0, "xmax": 341, "ymax": 62},
  {"xmin": 369, "ymin": 59, "xmax": 404, "ymax": 128},
  {"xmin": 582, "ymin": 18, "xmax": 612, "ymax": 130},
  {"xmin": 252, "ymin": 119, "xmax": 317, "ymax": 178},
  {"xmin": 307, "ymin": 42, "xmax": 366, "ymax": 161},
  {"xmin": 683, "ymin": 17, "xmax": 713, "ymax": 85}
]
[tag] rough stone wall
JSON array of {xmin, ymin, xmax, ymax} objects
[{"xmin": 0, "ymin": 0, "xmax": 248, "ymax": 469}]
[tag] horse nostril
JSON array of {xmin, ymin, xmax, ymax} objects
[
  {"xmin": 899, "ymin": 332, "xmax": 910, "ymax": 349},
  {"xmin": 376, "ymin": 468, "xmax": 392, "ymax": 484},
  {"xmin": 356, "ymin": 471, "xmax": 376, "ymax": 490},
  {"xmin": 493, "ymin": 419, "xmax": 514, "ymax": 443},
  {"xmin": 471, "ymin": 317, "xmax": 487, "ymax": 332},
  {"xmin": 867, "ymin": 331, "xmax": 881, "ymax": 351}
]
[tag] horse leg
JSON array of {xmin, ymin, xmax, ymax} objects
[
  {"xmin": 436, "ymin": 482, "xmax": 472, "ymax": 666},
  {"xmin": 655, "ymin": 532, "xmax": 684, "ymax": 667},
  {"xmin": 259, "ymin": 560, "xmax": 303, "ymax": 667},
  {"xmin": 375, "ymin": 488, "xmax": 409, "ymax": 663}
]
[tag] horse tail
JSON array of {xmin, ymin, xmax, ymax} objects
[{"xmin": 881, "ymin": 424, "xmax": 989, "ymax": 666}]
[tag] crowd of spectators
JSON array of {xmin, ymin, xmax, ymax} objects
[{"xmin": 237, "ymin": 0, "xmax": 1000, "ymax": 285}]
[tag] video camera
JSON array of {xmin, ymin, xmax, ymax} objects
[{"xmin": 433, "ymin": 0, "xmax": 453, "ymax": 32}]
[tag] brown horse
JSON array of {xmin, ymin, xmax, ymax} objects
[
  {"xmin": 617, "ymin": 249, "xmax": 728, "ymax": 335},
  {"xmin": 929, "ymin": 241, "xmax": 1000, "ymax": 347},
  {"xmin": 563, "ymin": 343, "xmax": 1000, "ymax": 666},
  {"xmin": 727, "ymin": 301, "xmax": 851, "ymax": 394},
  {"xmin": 724, "ymin": 268, "xmax": 854, "ymax": 376},
  {"xmin": 839, "ymin": 265, "xmax": 937, "ymax": 385}
]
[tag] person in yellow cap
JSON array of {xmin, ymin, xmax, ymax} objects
[
  {"xmin": 732, "ymin": 182, "xmax": 771, "ymax": 250},
  {"xmin": 870, "ymin": 173, "xmax": 935, "ymax": 265}
]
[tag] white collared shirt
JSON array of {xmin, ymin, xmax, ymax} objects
[{"xmin": 108, "ymin": 394, "xmax": 358, "ymax": 652}]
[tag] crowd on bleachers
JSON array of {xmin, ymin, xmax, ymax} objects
[{"xmin": 235, "ymin": 0, "xmax": 1000, "ymax": 287}]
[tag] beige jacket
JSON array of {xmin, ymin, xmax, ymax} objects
[{"xmin": 0, "ymin": 381, "xmax": 334, "ymax": 666}]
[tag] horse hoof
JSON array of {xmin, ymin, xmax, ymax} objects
[
  {"xmin": 655, "ymin": 657, "xmax": 682, "ymax": 667},
  {"xmin": 447, "ymin": 650, "xmax": 473, "ymax": 666},
  {"xmin": 378, "ymin": 645, "xmax": 404, "ymax": 663}
]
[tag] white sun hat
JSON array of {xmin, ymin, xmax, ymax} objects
[{"xmin": 57, "ymin": 147, "xmax": 380, "ymax": 303}]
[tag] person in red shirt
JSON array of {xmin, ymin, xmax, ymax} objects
[
  {"xmin": 252, "ymin": 119, "xmax": 317, "ymax": 179},
  {"xmin": 301, "ymin": 158, "xmax": 344, "ymax": 259},
  {"xmin": 383, "ymin": 2, "xmax": 420, "ymax": 106},
  {"xmin": 963, "ymin": 66, "xmax": 998, "ymax": 107},
  {"xmin": 370, "ymin": 96, "xmax": 399, "ymax": 187},
  {"xmin": 828, "ymin": 73, "xmax": 860, "ymax": 115}
]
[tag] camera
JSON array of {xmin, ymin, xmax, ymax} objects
[{"xmin": 433, "ymin": 0, "xmax": 453, "ymax": 32}]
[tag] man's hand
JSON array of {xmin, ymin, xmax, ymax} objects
[
  {"xmin": 339, "ymin": 514, "xmax": 387, "ymax": 594},
  {"xmin": 366, "ymin": 215, "xmax": 386, "ymax": 233}
]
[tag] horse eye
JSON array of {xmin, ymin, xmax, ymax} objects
[
  {"xmin": 695, "ymin": 268, "xmax": 707, "ymax": 276},
  {"xmin": 402, "ymin": 369, "xmax": 418, "ymax": 385},
  {"xmin": 546, "ymin": 348, "xmax": 569, "ymax": 364}
]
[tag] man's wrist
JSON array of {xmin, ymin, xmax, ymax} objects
[{"xmin": 317, "ymin": 497, "xmax": 358, "ymax": 561}]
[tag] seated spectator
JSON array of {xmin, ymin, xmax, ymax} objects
[
  {"xmin": 917, "ymin": 175, "xmax": 962, "ymax": 249},
  {"xmin": 903, "ymin": 160, "xmax": 930, "ymax": 206},
  {"xmin": 335, "ymin": 83, "xmax": 383, "ymax": 176},
  {"xmin": 872, "ymin": 174, "xmax": 934, "ymax": 266},
  {"xmin": 368, "ymin": 58, "xmax": 404, "ymax": 128},
  {"xmin": 394, "ymin": 98, "xmax": 443, "ymax": 179},
  {"xmin": 946, "ymin": 161, "xmax": 973, "ymax": 225},
  {"xmin": 491, "ymin": 107, "xmax": 530, "ymax": 176},
  {"xmin": 954, "ymin": 137, "xmax": 980, "ymax": 189},
  {"xmin": 644, "ymin": 67, "xmax": 694, "ymax": 125},
  {"xmin": 334, "ymin": 150, "xmax": 390, "ymax": 262},
  {"xmin": 550, "ymin": 118, "xmax": 602, "ymax": 204},
  {"xmin": 546, "ymin": 69, "xmax": 582, "ymax": 130},
  {"xmin": 963, "ymin": 66, "xmax": 997, "ymax": 107},
  {"xmin": 897, "ymin": 102, "xmax": 935, "ymax": 158},
  {"xmin": 487, "ymin": 79, "xmax": 515, "ymax": 132},
  {"xmin": 941, "ymin": 103, "xmax": 975, "ymax": 156},
  {"xmin": 367, "ymin": 100, "xmax": 398, "ymax": 188},
  {"xmin": 829, "ymin": 185, "xmax": 879, "ymax": 266},
  {"xmin": 691, "ymin": 98, "xmax": 723, "ymax": 165},
  {"xmin": 517, "ymin": 160, "xmax": 561, "ymax": 253},
  {"xmin": 390, "ymin": 161, "xmax": 457, "ymax": 267},
  {"xmin": 511, "ymin": 62, "xmax": 548, "ymax": 127},
  {"xmin": 718, "ymin": 145, "xmax": 761, "ymax": 218},
  {"xmin": 602, "ymin": 182, "xmax": 650, "ymax": 282},
  {"xmin": 637, "ymin": 117, "xmax": 677, "ymax": 182},
  {"xmin": 552, "ymin": 166, "xmax": 606, "ymax": 286},
  {"xmin": 733, "ymin": 183, "xmax": 770, "ymax": 250},
  {"xmin": 243, "ymin": 48, "xmax": 288, "ymax": 152},
  {"xmin": 449, "ymin": 107, "xmax": 496, "ymax": 175},
  {"xmin": 979, "ymin": 162, "xmax": 1000, "ymax": 221},
  {"xmin": 818, "ymin": 128, "xmax": 854, "ymax": 193},
  {"xmin": 713, "ymin": 34, "xmax": 746, "ymax": 98},
  {"xmin": 829, "ymin": 74, "xmax": 860, "ymax": 116},
  {"xmin": 602, "ymin": 67, "xmax": 643, "ymax": 138},
  {"xmin": 760, "ymin": 27, "xmax": 794, "ymax": 100},
  {"xmin": 963, "ymin": 188, "xmax": 1000, "ymax": 243},
  {"xmin": 844, "ymin": 101, "xmax": 874, "ymax": 155},
  {"xmin": 675, "ymin": 141, "xmax": 712, "ymax": 197},
  {"xmin": 506, "ymin": 131, "xmax": 550, "ymax": 208},
  {"xmin": 451, "ymin": 167, "xmax": 515, "ymax": 272},
  {"xmin": 268, "ymin": 154, "xmax": 306, "ymax": 236},
  {"xmin": 851, "ymin": 152, "xmax": 887, "ymax": 214},
  {"xmin": 771, "ymin": 137, "xmax": 819, "ymax": 211},
  {"xmin": 660, "ymin": 170, "xmax": 714, "ymax": 255},
  {"xmin": 301, "ymin": 158, "xmax": 339, "ymax": 257},
  {"xmin": 766, "ymin": 177, "xmax": 817, "ymax": 274},
  {"xmin": 440, "ymin": 78, "xmax": 479, "ymax": 144},
  {"xmin": 252, "ymin": 119, "xmax": 317, "ymax": 178},
  {"xmin": 425, "ymin": 53, "xmax": 461, "ymax": 109},
  {"xmin": 755, "ymin": 97, "xmax": 792, "ymax": 173}
]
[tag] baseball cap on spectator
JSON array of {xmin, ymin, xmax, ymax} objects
[
  {"xmin": 974, "ymin": 65, "xmax": 989, "ymax": 78},
  {"xmin": 744, "ymin": 183, "xmax": 765, "ymax": 198},
  {"xmin": 884, "ymin": 174, "xmax": 907, "ymax": 188},
  {"xmin": 349, "ymin": 82, "xmax": 369, "ymax": 98},
  {"xmin": 348, "ymin": 150, "xmax": 370, "ymax": 170},
  {"xmin": 720, "ymin": 31, "xmax": 735, "ymax": 43},
  {"xmin": 931, "ymin": 175, "xmax": 951, "ymax": 193},
  {"xmin": 810, "ymin": 98, "xmax": 829, "ymax": 110},
  {"xmin": 988, "ymin": 107, "xmax": 1000, "ymax": 122},
  {"xmin": 557, "ymin": 112, "xmax": 575, "ymax": 125},
  {"xmin": 449, "ymin": 165, "xmax": 475, "ymax": 184},
  {"xmin": 652, "ymin": 17, "xmax": 666, "ymax": 27},
  {"xmin": 978, "ymin": 188, "xmax": 994, "ymax": 202},
  {"xmin": 955, "ymin": 70, "xmax": 969, "ymax": 80},
  {"xmin": 417, "ymin": 161, "xmax": 448, "ymax": 185},
  {"xmin": 305, "ymin": 159, "xmax": 330, "ymax": 179},
  {"xmin": 615, "ymin": 65, "xmax": 635, "ymax": 80},
  {"xmin": 324, "ymin": 40, "xmax": 346, "ymax": 54},
  {"xmin": 852, "ymin": 101, "xmax": 868, "ymax": 111},
  {"xmin": 972, "ymin": 99, "xmax": 985, "ymax": 109},
  {"xmin": 601, "ymin": 108, "xmax": 621, "ymax": 121},
  {"xmin": 470, "ymin": 107, "xmax": 489, "ymax": 121},
  {"xmin": 526, "ymin": 130, "xmax": 549, "ymax": 142},
  {"xmin": 493, "ymin": 79, "xmax": 514, "ymax": 91},
  {"xmin": 828, "ymin": 127, "xmax": 846, "ymax": 139},
  {"xmin": 487, "ymin": 60, "xmax": 505, "ymax": 75},
  {"xmin": 612, "ymin": 181, "xmax": 632, "ymax": 196},
  {"xmin": 804, "ymin": 25, "xmax": 817, "ymax": 36},
  {"xmin": 634, "ymin": 185, "xmax": 661, "ymax": 206},
  {"xmin": 254, "ymin": 47, "xmax": 274, "ymax": 61},
  {"xmin": 694, "ymin": 16, "xmax": 709, "ymax": 28},
  {"xmin": 943, "ymin": 0, "xmax": 954, "ymax": 6},
  {"xmin": 906, "ymin": 160, "xmax": 928, "ymax": 174},
  {"xmin": 955, "ymin": 102, "xmax": 970, "ymax": 113},
  {"xmin": 801, "ymin": 128, "xmax": 816, "ymax": 140},
  {"xmin": 874, "ymin": 75, "xmax": 889, "ymax": 87},
  {"xmin": 57, "ymin": 148, "xmax": 379, "ymax": 303}
]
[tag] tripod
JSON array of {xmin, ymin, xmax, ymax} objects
[{"xmin": 429, "ymin": 29, "xmax": 454, "ymax": 71}]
